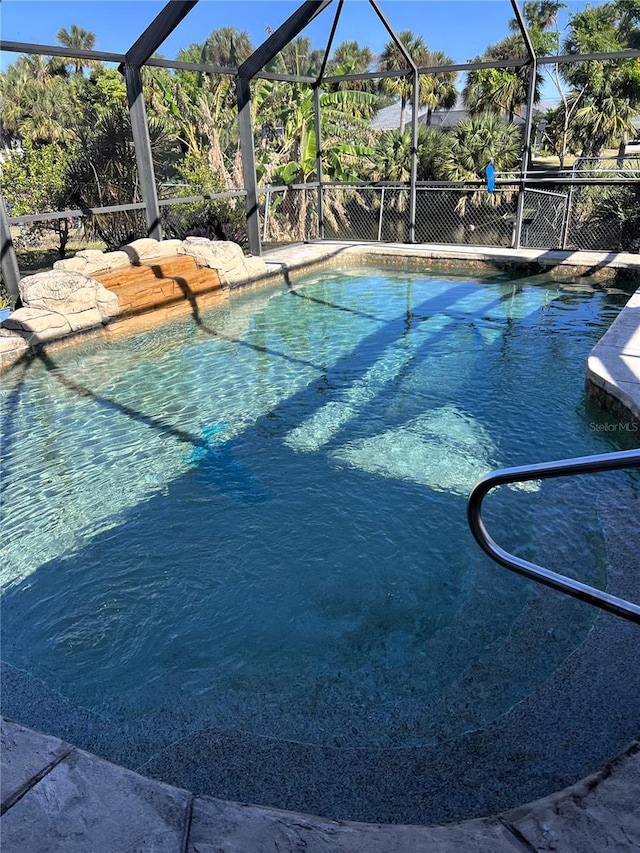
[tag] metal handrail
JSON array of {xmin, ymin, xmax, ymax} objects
[{"xmin": 467, "ymin": 449, "xmax": 640, "ymax": 624}]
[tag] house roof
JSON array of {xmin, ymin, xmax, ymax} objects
[
  {"xmin": 370, "ymin": 96, "xmax": 533, "ymax": 132},
  {"xmin": 370, "ymin": 102, "xmax": 429, "ymax": 130}
]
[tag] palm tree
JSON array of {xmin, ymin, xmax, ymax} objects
[
  {"xmin": 18, "ymin": 77, "xmax": 79, "ymax": 143},
  {"xmin": 463, "ymin": 35, "xmax": 541, "ymax": 123},
  {"xmin": 441, "ymin": 112, "xmax": 523, "ymax": 218},
  {"xmin": 443, "ymin": 112, "xmax": 522, "ymax": 182},
  {"xmin": 377, "ymin": 31, "xmax": 428, "ymax": 134},
  {"xmin": 268, "ymin": 36, "xmax": 323, "ymax": 77},
  {"xmin": 66, "ymin": 103, "xmax": 176, "ymax": 247},
  {"xmin": 421, "ymin": 50, "xmax": 458, "ymax": 126},
  {"xmin": 326, "ymin": 40, "xmax": 375, "ymax": 92},
  {"xmin": 56, "ymin": 25, "xmax": 101, "ymax": 75},
  {"xmin": 561, "ymin": 0, "xmax": 640, "ymax": 158},
  {"xmin": 370, "ymin": 129, "xmax": 414, "ymax": 182},
  {"xmin": 201, "ymin": 27, "xmax": 253, "ymax": 67}
]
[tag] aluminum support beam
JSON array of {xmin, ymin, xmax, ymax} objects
[
  {"xmin": 510, "ymin": 0, "xmax": 536, "ymax": 61},
  {"xmin": 146, "ymin": 57, "xmax": 236, "ymax": 74},
  {"xmin": 313, "ymin": 87, "xmax": 325, "ymax": 239},
  {"xmin": 254, "ymin": 71, "xmax": 317, "ymax": 83},
  {"xmin": 0, "ymin": 189, "xmax": 21, "ymax": 307},
  {"xmin": 236, "ymin": 76, "xmax": 261, "ymax": 256},
  {"xmin": 323, "ymin": 56, "xmax": 526, "ymax": 84},
  {"xmin": 323, "ymin": 67, "xmax": 412, "ymax": 84},
  {"xmin": 513, "ymin": 60, "xmax": 537, "ymax": 248},
  {"xmin": 239, "ymin": 0, "xmax": 334, "ymax": 81},
  {"xmin": 122, "ymin": 64, "xmax": 162, "ymax": 240},
  {"xmin": 124, "ymin": 0, "xmax": 198, "ymax": 67},
  {"xmin": 538, "ymin": 48, "xmax": 640, "ymax": 65},
  {"xmin": 409, "ymin": 70, "xmax": 419, "ymax": 244},
  {"xmin": 3, "ymin": 39, "xmax": 637, "ymax": 74},
  {"xmin": 317, "ymin": 0, "xmax": 344, "ymax": 85},
  {"xmin": 510, "ymin": 0, "xmax": 537, "ymax": 250},
  {"xmin": 368, "ymin": 0, "xmax": 417, "ymax": 70},
  {"xmin": 0, "ymin": 40, "xmax": 125, "ymax": 63}
]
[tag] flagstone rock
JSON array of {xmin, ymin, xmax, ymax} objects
[
  {"xmin": 180, "ymin": 237, "xmax": 268, "ymax": 285},
  {"xmin": 19, "ymin": 270, "xmax": 119, "ymax": 325},
  {"xmin": 120, "ymin": 238, "xmax": 183, "ymax": 263},
  {"xmin": 2, "ymin": 307, "xmax": 73, "ymax": 344},
  {"xmin": 54, "ymin": 250, "xmax": 131, "ymax": 276}
]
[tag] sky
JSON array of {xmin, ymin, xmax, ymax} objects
[{"xmin": 0, "ymin": 0, "xmax": 604, "ymax": 70}]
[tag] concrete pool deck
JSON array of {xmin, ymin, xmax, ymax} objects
[
  {"xmin": 2, "ymin": 242, "xmax": 640, "ymax": 850},
  {"xmin": 2, "ymin": 716, "xmax": 639, "ymax": 852}
]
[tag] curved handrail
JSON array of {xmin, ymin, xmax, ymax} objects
[{"xmin": 467, "ymin": 449, "xmax": 640, "ymax": 624}]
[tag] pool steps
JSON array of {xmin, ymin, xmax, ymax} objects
[{"xmin": 92, "ymin": 255, "xmax": 224, "ymax": 317}]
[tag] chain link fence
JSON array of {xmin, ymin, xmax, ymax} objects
[
  {"xmin": 159, "ymin": 192, "xmax": 248, "ymax": 246},
  {"xmin": 562, "ymin": 155, "xmax": 640, "ymax": 253},
  {"xmin": 520, "ymin": 189, "xmax": 568, "ymax": 249},
  {"xmin": 259, "ymin": 185, "xmax": 320, "ymax": 247},
  {"xmin": 273, "ymin": 175, "xmax": 638, "ymax": 254},
  {"xmin": 416, "ymin": 187, "xmax": 517, "ymax": 247}
]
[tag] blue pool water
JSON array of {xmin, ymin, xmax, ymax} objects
[{"xmin": 1, "ymin": 266, "xmax": 637, "ymax": 768}]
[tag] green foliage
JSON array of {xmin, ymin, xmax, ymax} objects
[
  {"xmin": 92, "ymin": 68, "xmax": 128, "ymax": 110},
  {"xmin": 1, "ymin": 139, "xmax": 76, "ymax": 255},
  {"xmin": 377, "ymin": 32, "xmax": 459, "ymax": 133},
  {"xmin": 255, "ymin": 84, "xmax": 377, "ymax": 185},
  {"xmin": 65, "ymin": 103, "xmax": 176, "ymax": 248},
  {"xmin": 559, "ymin": 0, "xmax": 640, "ymax": 154},
  {"xmin": 443, "ymin": 112, "xmax": 522, "ymax": 181},
  {"xmin": 464, "ymin": 35, "xmax": 541, "ymax": 122},
  {"xmin": 1, "ymin": 139, "xmax": 71, "ymax": 214}
]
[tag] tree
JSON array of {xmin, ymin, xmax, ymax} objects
[
  {"xmin": 443, "ymin": 112, "xmax": 522, "ymax": 182},
  {"xmin": 0, "ymin": 59, "xmax": 85, "ymax": 145},
  {"xmin": 421, "ymin": 50, "xmax": 458, "ymax": 126},
  {"xmin": 442, "ymin": 112, "xmax": 522, "ymax": 216},
  {"xmin": 328, "ymin": 40, "xmax": 373, "ymax": 74},
  {"xmin": 65, "ymin": 103, "xmax": 176, "ymax": 248},
  {"xmin": 561, "ymin": 0, "xmax": 640, "ymax": 158},
  {"xmin": 463, "ymin": 2, "xmax": 565, "ymax": 123},
  {"xmin": 377, "ymin": 33, "xmax": 459, "ymax": 133},
  {"xmin": 0, "ymin": 139, "xmax": 76, "ymax": 255},
  {"xmin": 56, "ymin": 25, "xmax": 101, "ymax": 76},
  {"xmin": 201, "ymin": 27, "xmax": 253, "ymax": 67},
  {"xmin": 464, "ymin": 35, "xmax": 540, "ymax": 123},
  {"xmin": 377, "ymin": 31, "xmax": 427, "ymax": 134},
  {"xmin": 255, "ymin": 84, "xmax": 376, "ymax": 185},
  {"xmin": 369, "ymin": 126, "xmax": 449, "ymax": 182},
  {"xmin": 326, "ymin": 40, "xmax": 375, "ymax": 93},
  {"xmin": 268, "ymin": 36, "xmax": 324, "ymax": 77}
]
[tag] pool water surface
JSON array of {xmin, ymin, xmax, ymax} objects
[{"xmin": 1, "ymin": 265, "xmax": 637, "ymax": 778}]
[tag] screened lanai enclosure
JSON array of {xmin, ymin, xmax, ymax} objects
[{"xmin": 1, "ymin": 0, "xmax": 640, "ymax": 302}]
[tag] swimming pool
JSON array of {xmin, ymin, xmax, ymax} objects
[{"xmin": 2, "ymin": 264, "xmax": 639, "ymax": 823}]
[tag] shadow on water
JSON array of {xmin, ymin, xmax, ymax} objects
[{"xmin": 1, "ymin": 267, "xmax": 637, "ymax": 823}]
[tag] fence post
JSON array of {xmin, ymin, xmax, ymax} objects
[
  {"xmin": 562, "ymin": 161, "xmax": 577, "ymax": 250},
  {"xmin": 122, "ymin": 64, "xmax": 162, "ymax": 241},
  {"xmin": 262, "ymin": 189, "xmax": 271, "ymax": 242},
  {"xmin": 0, "ymin": 189, "xmax": 21, "ymax": 307},
  {"xmin": 378, "ymin": 188, "xmax": 386, "ymax": 242},
  {"xmin": 510, "ymin": 0, "xmax": 537, "ymax": 251}
]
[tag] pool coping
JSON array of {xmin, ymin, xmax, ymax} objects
[{"xmin": 2, "ymin": 715, "xmax": 639, "ymax": 852}]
